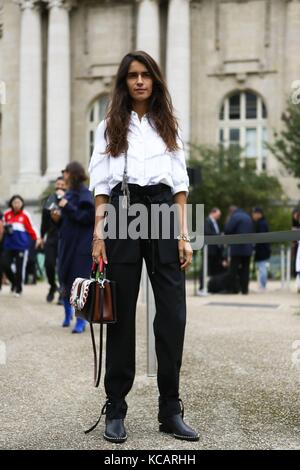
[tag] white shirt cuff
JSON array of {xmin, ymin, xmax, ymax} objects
[
  {"xmin": 93, "ymin": 183, "xmax": 111, "ymax": 197},
  {"xmin": 172, "ymin": 183, "xmax": 189, "ymax": 196}
]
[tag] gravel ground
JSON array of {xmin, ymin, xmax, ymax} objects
[{"xmin": 0, "ymin": 280, "xmax": 300, "ymax": 450}]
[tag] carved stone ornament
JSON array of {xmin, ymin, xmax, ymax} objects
[
  {"xmin": 13, "ymin": 0, "xmax": 41, "ymax": 11},
  {"xmin": 42, "ymin": 0, "xmax": 77, "ymax": 11}
]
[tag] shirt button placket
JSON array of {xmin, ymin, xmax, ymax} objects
[{"xmin": 142, "ymin": 121, "xmax": 146, "ymax": 178}]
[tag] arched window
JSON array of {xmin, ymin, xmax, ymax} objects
[
  {"xmin": 219, "ymin": 91, "xmax": 268, "ymax": 170},
  {"xmin": 87, "ymin": 94, "xmax": 109, "ymax": 158}
]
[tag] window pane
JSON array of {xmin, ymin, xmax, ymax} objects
[
  {"xmin": 262, "ymin": 101, "xmax": 267, "ymax": 118},
  {"xmin": 245, "ymin": 128, "xmax": 257, "ymax": 157},
  {"xmin": 262, "ymin": 128, "xmax": 268, "ymax": 157},
  {"xmin": 90, "ymin": 130, "xmax": 94, "ymax": 143},
  {"xmin": 219, "ymin": 104, "xmax": 224, "ymax": 120},
  {"xmin": 229, "ymin": 94, "xmax": 240, "ymax": 120},
  {"xmin": 229, "ymin": 128, "xmax": 240, "ymax": 144},
  {"xmin": 219, "ymin": 129, "xmax": 224, "ymax": 142},
  {"xmin": 99, "ymin": 95, "xmax": 108, "ymax": 122},
  {"xmin": 90, "ymin": 107, "xmax": 94, "ymax": 122},
  {"xmin": 246, "ymin": 92, "xmax": 257, "ymax": 119},
  {"xmin": 262, "ymin": 127, "xmax": 268, "ymax": 169},
  {"xmin": 89, "ymin": 130, "xmax": 94, "ymax": 157}
]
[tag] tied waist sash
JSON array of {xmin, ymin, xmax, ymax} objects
[{"xmin": 109, "ymin": 182, "xmax": 174, "ymax": 274}]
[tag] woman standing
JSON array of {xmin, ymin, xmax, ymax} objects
[
  {"xmin": 89, "ymin": 51, "xmax": 198, "ymax": 443},
  {"xmin": 51, "ymin": 162, "xmax": 94, "ymax": 333}
]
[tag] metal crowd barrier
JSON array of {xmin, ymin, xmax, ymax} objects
[{"xmin": 146, "ymin": 230, "xmax": 300, "ymax": 375}]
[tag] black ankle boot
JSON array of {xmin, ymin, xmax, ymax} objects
[
  {"xmin": 84, "ymin": 399, "xmax": 127, "ymax": 444},
  {"xmin": 104, "ymin": 418, "xmax": 127, "ymax": 443},
  {"xmin": 158, "ymin": 399, "xmax": 199, "ymax": 442}
]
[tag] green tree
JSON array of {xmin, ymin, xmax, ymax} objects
[
  {"xmin": 188, "ymin": 144, "xmax": 288, "ymax": 229},
  {"xmin": 267, "ymin": 101, "xmax": 300, "ymax": 186}
]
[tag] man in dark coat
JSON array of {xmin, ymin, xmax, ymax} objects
[
  {"xmin": 252, "ymin": 207, "xmax": 271, "ymax": 291},
  {"xmin": 291, "ymin": 208, "xmax": 300, "ymax": 278},
  {"xmin": 41, "ymin": 176, "xmax": 66, "ymax": 302},
  {"xmin": 225, "ymin": 206, "xmax": 254, "ymax": 295},
  {"xmin": 199, "ymin": 207, "xmax": 226, "ymax": 291}
]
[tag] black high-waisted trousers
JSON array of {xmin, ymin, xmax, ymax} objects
[{"xmin": 103, "ymin": 182, "xmax": 187, "ymax": 420}]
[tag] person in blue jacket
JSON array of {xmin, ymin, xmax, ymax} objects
[
  {"xmin": 224, "ymin": 206, "xmax": 254, "ymax": 295},
  {"xmin": 252, "ymin": 207, "xmax": 271, "ymax": 291},
  {"xmin": 51, "ymin": 161, "xmax": 95, "ymax": 333}
]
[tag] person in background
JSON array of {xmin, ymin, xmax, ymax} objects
[
  {"xmin": 41, "ymin": 176, "xmax": 66, "ymax": 302},
  {"xmin": 0, "ymin": 210, "xmax": 4, "ymax": 292},
  {"xmin": 296, "ymin": 240, "xmax": 300, "ymax": 293},
  {"xmin": 252, "ymin": 207, "xmax": 271, "ymax": 292},
  {"xmin": 2, "ymin": 195, "xmax": 42, "ymax": 297},
  {"xmin": 51, "ymin": 162, "xmax": 94, "ymax": 333},
  {"xmin": 198, "ymin": 207, "xmax": 226, "ymax": 294},
  {"xmin": 291, "ymin": 208, "xmax": 300, "ymax": 278},
  {"xmin": 292, "ymin": 208, "xmax": 300, "ymax": 229},
  {"xmin": 24, "ymin": 237, "xmax": 38, "ymax": 285},
  {"xmin": 225, "ymin": 206, "xmax": 254, "ymax": 295}
]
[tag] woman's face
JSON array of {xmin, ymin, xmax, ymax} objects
[
  {"xmin": 126, "ymin": 60, "xmax": 153, "ymax": 104},
  {"xmin": 11, "ymin": 198, "xmax": 23, "ymax": 212},
  {"xmin": 293, "ymin": 211, "xmax": 300, "ymax": 222}
]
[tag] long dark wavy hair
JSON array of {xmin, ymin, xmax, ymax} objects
[
  {"xmin": 104, "ymin": 50, "xmax": 181, "ymax": 157},
  {"xmin": 65, "ymin": 161, "xmax": 87, "ymax": 190}
]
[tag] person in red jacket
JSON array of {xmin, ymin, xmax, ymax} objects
[{"xmin": 2, "ymin": 195, "xmax": 41, "ymax": 296}]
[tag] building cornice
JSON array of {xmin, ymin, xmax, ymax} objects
[{"xmin": 42, "ymin": 0, "xmax": 77, "ymax": 10}]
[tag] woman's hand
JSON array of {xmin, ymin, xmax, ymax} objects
[
  {"xmin": 50, "ymin": 209, "xmax": 61, "ymax": 223},
  {"xmin": 222, "ymin": 259, "xmax": 229, "ymax": 268},
  {"xmin": 58, "ymin": 198, "xmax": 68, "ymax": 208},
  {"xmin": 92, "ymin": 239, "xmax": 108, "ymax": 265},
  {"xmin": 35, "ymin": 237, "xmax": 44, "ymax": 249},
  {"xmin": 178, "ymin": 240, "xmax": 193, "ymax": 271}
]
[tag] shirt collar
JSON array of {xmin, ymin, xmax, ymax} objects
[{"xmin": 131, "ymin": 110, "xmax": 149, "ymax": 120}]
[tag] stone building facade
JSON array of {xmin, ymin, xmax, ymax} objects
[{"xmin": 0, "ymin": 0, "xmax": 300, "ymax": 208}]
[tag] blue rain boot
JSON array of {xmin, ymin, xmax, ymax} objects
[
  {"xmin": 72, "ymin": 317, "xmax": 86, "ymax": 334},
  {"xmin": 62, "ymin": 298, "xmax": 73, "ymax": 327}
]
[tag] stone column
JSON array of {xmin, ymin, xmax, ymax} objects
[
  {"xmin": 166, "ymin": 0, "xmax": 191, "ymax": 145},
  {"xmin": 136, "ymin": 0, "xmax": 160, "ymax": 63},
  {"xmin": 277, "ymin": 0, "xmax": 300, "ymax": 197},
  {"xmin": 44, "ymin": 0, "xmax": 76, "ymax": 180},
  {"xmin": 14, "ymin": 0, "xmax": 43, "ymax": 197},
  {"xmin": 285, "ymin": 0, "xmax": 300, "ymax": 91}
]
